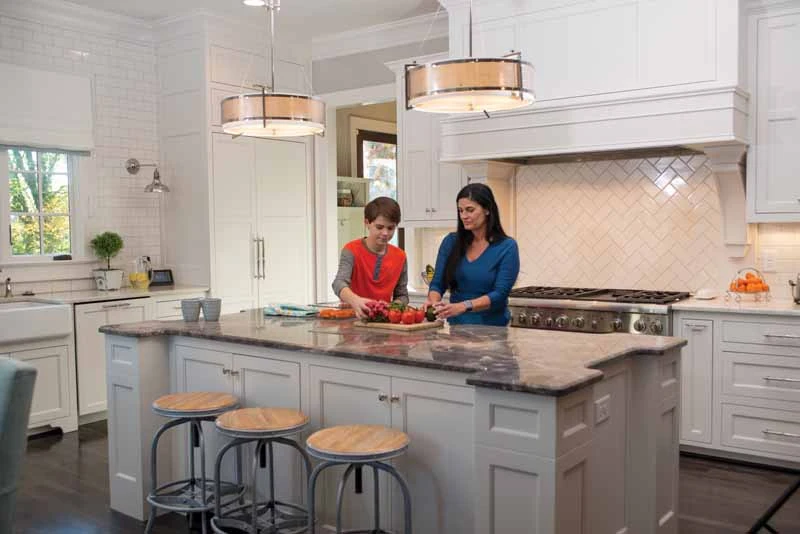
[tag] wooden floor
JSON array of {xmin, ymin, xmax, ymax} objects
[{"xmin": 13, "ymin": 421, "xmax": 800, "ymax": 533}]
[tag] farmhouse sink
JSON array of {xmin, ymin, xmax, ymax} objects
[{"xmin": 0, "ymin": 299, "xmax": 72, "ymax": 344}]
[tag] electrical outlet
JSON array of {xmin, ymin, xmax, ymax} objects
[
  {"xmin": 595, "ymin": 394, "xmax": 611, "ymax": 424},
  {"xmin": 762, "ymin": 249, "xmax": 777, "ymax": 273}
]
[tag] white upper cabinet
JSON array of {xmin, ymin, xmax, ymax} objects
[
  {"xmin": 463, "ymin": 0, "xmax": 720, "ymax": 102},
  {"xmin": 209, "ymin": 45, "xmax": 307, "ymax": 93},
  {"xmin": 748, "ymin": 8, "xmax": 800, "ymax": 221}
]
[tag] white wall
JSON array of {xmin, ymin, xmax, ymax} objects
[{"xmin": 0, "ymin": 4, "xmax": 160, "ymax": 293}]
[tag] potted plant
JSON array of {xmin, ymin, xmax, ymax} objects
[{"xmin": 90, "ymin": 231, "xmax": 124, "ymax": 291}]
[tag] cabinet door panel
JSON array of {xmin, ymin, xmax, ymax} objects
[
  {"xmin": 432, "ymin": 161, "xmax": 462, "ymax": 221},
  {"xmin": 755, "ymin": 14, "xmax": 800, "ymax": 214},
  {"xmin": 212, "ymin": 133, "xmax": 257, "ymax": 305},
  {"xmin": 13, "ymin": 345, "xmax": 70, "ymax": 426},
  {"xmin": 233, "ymin": 354, "xmax": 303, "ymax": 503},
  {"xmin": 173, "ymin": 345, "xmax": 234, "ymax": 484},
  {"xmin": 390, "ymin": 378, "xmax": 475, "ymax": 534},
  {"xmin": 259, "ymin": 217, "xmax": 310, "ymax": 304},
  {"xmin": 76, "ymin": 300, "xmax": 147, "ymax": 416},
  {"xmin": 309, "ymin": 366, "xmax": 392, "ymax": 531},
  {"xmin": 403, "ymin": 150, "xmax": 431, "ymax": 221},
  {"xmin": 679, "ymin": 319, "xmax": 713, "ymax": 444}
]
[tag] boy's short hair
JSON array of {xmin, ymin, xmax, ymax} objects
[{"xmin": 364, "ymin": 197, "xmax": 401, "ymax": 224}]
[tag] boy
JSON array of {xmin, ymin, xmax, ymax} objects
[{"xmin": 332, "ymin": 197, "xmax": 408, "ymax": 318}]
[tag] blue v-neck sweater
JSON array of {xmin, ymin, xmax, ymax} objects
[{"xmin": 429, "ymin": 233, "xmax": 520, "ymax": 326}]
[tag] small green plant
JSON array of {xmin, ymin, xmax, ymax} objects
[{"xmin": 90, "ymin": 231, "xmax": 124, "ymax": 270}]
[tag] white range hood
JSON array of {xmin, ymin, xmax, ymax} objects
[{"xmin": 436, "ymin": 0, "xmax": 752, "ymax": 257}]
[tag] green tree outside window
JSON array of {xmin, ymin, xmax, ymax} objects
[{"xmin": 8, "ymin": 148, "xmax": 71, "ymax": 256}]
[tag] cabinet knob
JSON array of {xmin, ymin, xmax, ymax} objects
[
  {"xmin": 378, "ymin": 392, "xmax": 388, "ymax": 402},
  {"xmin": 230, "ymin": 370, "xmax": 240, "ymax": 377},
  {"xmin": 431, "ymin": 208, "xmax": 437, "ymax": 213},
  {"xmin": 390, "ymin": 394, "xmax": 400, "ymax": 404},
  {"xmin": 425, "ymin": 208, "xmax": 431, "ymax": 213},
  {"xmin": 222, "ymin": 368, "xmax": 231, "ymax": 375}
]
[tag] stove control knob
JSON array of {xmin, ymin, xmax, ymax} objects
[
  {"xmin": 517, "ymin": 312, "xmax": 528, "ymax": 326},
  {"xmin": 544, "ymin": 316, "xmax": 554, "ymax": 328},
  {"xmin": 555, "ymin": 315, "xmax": 569, "ymax": 328},
  {"xmin": 611, "ymin": 318, "xmax": 623, "ymax": 331},
  {"xmin": 634, "ymin": 319, "xmax": 647, "ymax": 332},
  {"xmin": 650, "ymin": 320, "xmax": 664, "ymax": 334},
  {"xmin": 591, "ymin": 319, "xmax": 599, "ymax": 330},
  {"xmin": 531, "ymin": 313, "xmax": 541, "ymax": 325},
  {"xmin": 572, "ymin": 317, "xmax": 585, "ymax": 329}
]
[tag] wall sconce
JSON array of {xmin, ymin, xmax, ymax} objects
[{"xmin": 125, "ymin": 158, "xmax": 170, "ymax": 193}]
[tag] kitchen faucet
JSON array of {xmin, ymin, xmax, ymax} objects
[{"xmin": 4, "ymin": 276, "xmax": 12, "ymax": 298}]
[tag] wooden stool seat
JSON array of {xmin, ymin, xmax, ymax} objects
[
  {"xmin": 306, "ymin": 425, "xmax": 409, "ymax": 462},
  {"xmin": 216, "ymin": 407, "xmax": 309, "ymax": 436},
  {"xmin": 152, "ymin": 391, "xmax": 238, "ymax": 416}
]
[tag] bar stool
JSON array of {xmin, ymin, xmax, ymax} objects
[
  {"xmin": 306, "ymin": 425, "xmax": 412, "ymax": 534},
  {"xmin": 211, "ymin": 407, "xmax": 313, "ymax": 534},
  {"xmin": 145, "ymin": 391, "xmax": 241, "ymax": 534}
]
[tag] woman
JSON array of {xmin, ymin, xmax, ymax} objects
[
  {"xmin": 425, "ymin": 183, "xmax": 520, "ymax": 326},
  {"xmin": 332, "ymin": 196, "xmax": 409, "ymax": 319}
]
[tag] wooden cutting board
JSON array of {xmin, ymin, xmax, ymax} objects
[{"xmin": 353, "ymin": 320, "xmax": 444, "ymax": 332}]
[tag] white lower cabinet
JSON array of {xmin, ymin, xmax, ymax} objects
[
  {"xmin": 675, "ymin": 309, "xmax": 800, "ymax": 464},
  {"xmin": 678, "ymin": 318, "xmax": 713, "ymax": 444},
  {"xmin": 12, "ymin": 345, "xmax": 71, "ymax": 426},
  {"xmin": 75, "ymin": 299, "xmax": 148, "ymax": 416}
]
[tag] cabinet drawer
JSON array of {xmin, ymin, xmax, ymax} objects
[
  {"xmin": 155, "ymin": 299, "xmax": 184, "ymax": 319},
  {"xmin": 722, "ymin": 320, "xmax": 800, "ymax": 351},
  {"xmin": 721, "ymin": 403, "xmax": 800, "ymax": 458},
  {"xmin": 722, "ymin": 351, "xmax": 800, "ymax": 404}
]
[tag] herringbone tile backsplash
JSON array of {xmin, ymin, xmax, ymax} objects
[{"xmin": 515, "ymin": 155, "xmax": 730, "ymax": 292}]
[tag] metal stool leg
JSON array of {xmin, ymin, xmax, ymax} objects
[
  {"xmin": 308, "ymin": 461, "xmax": 338, "ymax": 534},
  {"xmin": 195, "ymin": 420, "xmax": 208, "ymax": 534},
  {"xmin": 145, "ymin": 417, "xmax": 188, "ymax": 534},
  {"xmin": 372, "ymin": 465, "xmax": 381, "ymax": 532},
  {"xmin": 335, "ymin": 464, "xmax": 357, "ymax": 533},
  {"xmin": 371, "ymin": 461, "xmax": 412, "ymax": 534}
]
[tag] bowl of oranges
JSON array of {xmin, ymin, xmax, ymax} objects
[{"xmin": 726, "ymin": 268, "xmax": 771, "ymax": 302}]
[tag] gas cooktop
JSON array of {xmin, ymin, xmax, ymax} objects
[{"xmin": 509, "ymin": 286, "xmax": 691, "ymax": 305}]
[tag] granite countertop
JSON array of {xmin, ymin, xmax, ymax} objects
[
  {"xmin": 100, "ymin": 310, "xmax": 686, "ymax": 396},
  {"xmin": 672, "ymin": 296, "xmax": 800, "ymax": 316},
  {"xmin": 9, "ymin": 285, "xmax": 208, "ymax": 305}
]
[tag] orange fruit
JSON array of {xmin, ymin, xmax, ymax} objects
[
  {"xmin": 763, "ymin": 283, "xmax": 770, "ymax": 292},
  {"xmin": 745, "ymin": 272, "xmax": 755, "ymax": 280}
]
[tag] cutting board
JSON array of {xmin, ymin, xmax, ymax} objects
[{"xmin": 353, "ymin": 320, "xmax": 444, "ymax": 332}]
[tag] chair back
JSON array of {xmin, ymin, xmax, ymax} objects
[{"xmin": 0, "ymin": 359, "xmax": 37, "ymax": 532}]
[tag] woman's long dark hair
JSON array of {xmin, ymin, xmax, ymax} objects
[{"xmin": 443, "ymin": 183, "xmax": 508, "ymax": 293}]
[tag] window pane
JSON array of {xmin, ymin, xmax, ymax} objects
[
  {"xmin": 42, "ymin": 173, "xmax": 69, "ymax": 213},
  {"xmin": 39, "ymin": 152, "xmax": 67, "ymax": 174},
  {"xmin": 362, "ymin": 140, "xmax": 397, "ymax": 200},
  {"xmin": 9, "ymin": 172, "xmax": 40, "ymax": 212},
  {"xmin": 42, "ymin": 215, "xmax": 70, "ymax": 254},
  {"xmin": 10, "ymin": 215, "xmax": 41, "ymax": 255},
  {"xmin": 7, "ymin": 149, "xmax": 37, "ymax": 172}
]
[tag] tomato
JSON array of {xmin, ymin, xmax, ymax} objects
[
  {"xmin": 414, "ymin": 308, "xmax": 425, "ymax": 323},
  {"xmin": 388, "ymin": 310, "xmax": 402, "ymax": 324},
  {"xmin": 401, "ymin": 310, "xmax": 416, "ymax": 324}
]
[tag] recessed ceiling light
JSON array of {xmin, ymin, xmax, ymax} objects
[{"xmin": 242, "ymin": 0, "xmax": 266, "ymax": 6}]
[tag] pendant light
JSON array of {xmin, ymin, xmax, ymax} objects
[
  {"xmin": 405, "ymin": 0, "xmax": 535, "ymax": 114},
  {"xmin": 222, "ymin": 0, "xmax": 325, "ymax": 137}
]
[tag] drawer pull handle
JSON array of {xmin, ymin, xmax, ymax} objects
[
  {"xmin": 762, "ymin": 429, "xmax": 800, "ymax": 439},
  {"xmin": 764, "ymin": 334, "xmax": 800, "ymax": 340},
  {"xmin": 378, "ymin": 392, "xmax": 388, "ymax": 402},
  {"xmin": 102, "ymin": 302, "xmax": 132, "ymax": 309},
  {"xmin": 764, "ymin": 376, "xmax": 800, "ymax": 383},
  {"xmin": 390, "ymin": 394, "xmax": 400, "ymax": 404},
  {"xmin": 688, "ymin": 326, "xmax": 707, "ymax": 331},
  {"xmin": 222, "ymin": 368, "xmax": 231, "ymax": 375}
]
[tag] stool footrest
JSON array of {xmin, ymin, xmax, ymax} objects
[
  {"xmin": 211, "ymin": 499, "xmax": 308, "ymax": 534},
  {"xmin": 148, "ymin": 478, "xmax": 242, "ymax": 513}
]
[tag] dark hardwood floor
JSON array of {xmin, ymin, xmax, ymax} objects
[{"xmin": 13, "ymin": 421, "xmax": 800, "ymax": 533}]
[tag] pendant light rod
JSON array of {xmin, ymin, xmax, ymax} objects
[
  {"xmin": 468, "ymin": 0, "xmax": 473, "ymax": 57},
  {"xmin": 269, "ymin": 0, "xmax": 276, "ymax": 93}
]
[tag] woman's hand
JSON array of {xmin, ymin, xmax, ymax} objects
[
  {"xmin": 424, "ymin": 292, "xmax": 442, "ymax": 312},
  {"xmin": 433, "ymin": 301, "xmax": 468, "ymax": 320}
]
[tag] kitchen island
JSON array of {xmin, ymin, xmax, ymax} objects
[{"xmin": 101, "ymin": 311, "xmax": 686, "ymax": 534}]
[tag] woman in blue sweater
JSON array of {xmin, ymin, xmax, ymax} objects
[{"xmin": 425, "ymin": 183, "xmax": 520, "ymax": 326}]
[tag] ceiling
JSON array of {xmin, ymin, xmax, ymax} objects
[{"xmin": 64, "ymin": 0, "xmax": 443, "ymax": 36}]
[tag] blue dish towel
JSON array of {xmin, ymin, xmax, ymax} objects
[{"xmin": 263, "ymin": 304, "xmax": 319, "ymax": 317}]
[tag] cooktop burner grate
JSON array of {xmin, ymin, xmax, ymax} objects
[
  {"xmin": 608, "ymin": 290, "xmax": 691, "ymax": 304},
  {"xmin": 509, "ymin": 286, "xmax": 607, "ymax": 299},
  {"xmin": 510, "ymin": 286, "xmax": 690, "ymax": 305}
]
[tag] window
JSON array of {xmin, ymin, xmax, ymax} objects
[
  {"xmin": 6, "ymin": 148, "xmax": 73, "ymax": 257},
  {"xmin": 356, "ymin": 130, "xmax": 397, "ymax": 201}
]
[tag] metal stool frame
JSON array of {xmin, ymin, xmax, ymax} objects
[
  {"xmin": 211, "ymin": 428, "xmax": 313, "ymax": 534},
  {"xmin": 145, "ymin": 415, "xmax": 244, "ymax": 534},
  {"xmin": 306, "ymin": 459, "xmax": 411, "ymax": 534}
]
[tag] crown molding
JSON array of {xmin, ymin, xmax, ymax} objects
[
  {"xmin": 311, "ymin": 11, "xmax": 449, "ymax": 62},
  {"xmin": 0, "ymin": 0, "xmax": 154, "ymax": 43},
  {"xmin": 743, "ymin": 0, "xmax": 800, "ymax": 12}
]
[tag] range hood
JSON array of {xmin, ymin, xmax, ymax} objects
[{"xmin": 438, "ymin": 86, "xmax": 751, "ymax": 257}]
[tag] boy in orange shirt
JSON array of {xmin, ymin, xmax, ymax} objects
[{"xmin": 332, "ymin": 197, "xmax": 408, "ymax": 319}]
